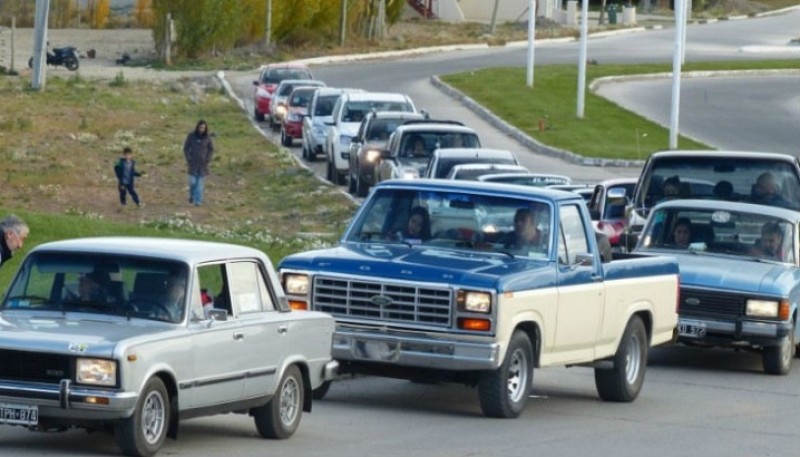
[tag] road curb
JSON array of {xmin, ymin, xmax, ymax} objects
[{"xmin": 429, "ymin": 75, "xmax": 645, "ymax": 168}]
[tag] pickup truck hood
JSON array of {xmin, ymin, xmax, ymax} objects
[
  {"xmin": 673, "ymin": 252, "xmax": 797, "ymax": 296},
  {"xmin": 0, "ymin": 312, "xmax": 174, "ymax": 357},
  {"xmin": 280, "ymin": 243, "xmax": 549, "ymax": 289}
]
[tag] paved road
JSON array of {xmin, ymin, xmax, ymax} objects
[
  {"xmin": 595, "ymin": 74, "xmax": 800, "ymax": 154},
  {"xmin": 230, "ymin": 9, "xmax": 799, "ymax": 185}
]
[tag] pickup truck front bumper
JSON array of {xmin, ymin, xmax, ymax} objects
[
  {"xmin": 0, "ymin": 379, "xmax": 138, "ymax": 422},
  {"xmin": 678, "ymin": 315, "xmax": 792, "ymax": 347},
  {"xmin": 332, "ymin": 327, "xmax": 501, "ymax": 371}
]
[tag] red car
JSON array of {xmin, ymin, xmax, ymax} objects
[
  {"xmin": 280, "ymin": 86, "xmax": 318, "ymax": 147},
  {"xmin": 252, "ymin": 63, "xmax": 313, "ymax": 122},
  {"xmin": 587, "ymin": 178, "xmax": 637, "ymax": 248}
]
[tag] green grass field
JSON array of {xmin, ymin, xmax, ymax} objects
[{"xmin": 441, "ymin": 60, "xmax": 799, "ymax": 160}]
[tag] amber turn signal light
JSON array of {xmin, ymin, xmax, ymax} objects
[
  {"xmin": 458, "ymin": 318, "xmax": 491, "ymax": 331},
  {"xmin": 288, "ymin": 300, "xmax": 308, "ymax": 311}
]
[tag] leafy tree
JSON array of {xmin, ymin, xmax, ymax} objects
[
  {"xmin": 92, "ymin": 0, "xmax": 110, "ymax": 28},
  {"xmin": 135, "ymin": 0, "xmax": 154, "ymax": 27}
]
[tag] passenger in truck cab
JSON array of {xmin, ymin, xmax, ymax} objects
[
  {"xmin": 752, "ymin": 221, "xmax": 785, "ymax": 261},
  {"xmin": 500, "ymin": 207, "xmax": 546, "ymax": 253},
  {"xmin": 391, "ymin": 206, "xmax": 431, "ymax": 242},
  {"xmin": 670, "ymin": 217, "xmax": 693, "ymax": 249}
]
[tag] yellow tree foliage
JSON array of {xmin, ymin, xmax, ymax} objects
[
  {"xmin": 92, "ymin": 0, "xmax": 110, "ymax": 29},
  {"xmin": 135, "ymin": 0, "xmax": 155, "ymax": 27}
]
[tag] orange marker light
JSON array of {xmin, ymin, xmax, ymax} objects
[
  {"xmin": 288, "ymin": 300, "xmax": 308, "ymax": 311},
  {"xmin": 459, "ymin": 318, "xmax": 491, "ymax": 331}
]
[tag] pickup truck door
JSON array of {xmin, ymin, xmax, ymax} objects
[{"xmin": 554, "ymin": 203, "xmax": 604, "ymax": 363}]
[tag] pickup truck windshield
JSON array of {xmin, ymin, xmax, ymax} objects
[
  {"xmin": 636, "ymin": 157, "xmax": 800, "ymax": 210},
  {"xmin": 2, "ymin": 252, "xmax": 189, "ymax": 323},
  {"xmin": 639, "ymin": 206, "xmax": 796, "ymax": 263},
  {"xmin": 345, "ymin": 188, "xmax": 552, "ymax": 259}
]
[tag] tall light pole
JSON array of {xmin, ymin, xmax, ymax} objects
[
  {"xmin": 576, "ymin": 0, "xmax": 589, "ymax": 118},
  {"xmin": 526, "ymin": 0, "xmax": 537, "ymax": 88},
  {"xmin": 265, "ymin": 0, "xmax": 272, "ymax": 46},
  {"xmin": 32, "ymin": 0, "xmax": 50, "ymax": 91},
  {"xmin": 669, "ymin": 0, "xmax": 686, "ymax": 149}
]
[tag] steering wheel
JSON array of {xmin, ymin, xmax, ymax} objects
[{"xmin": 126, "ymin": 298, "xmax": 173, "ymax": 321}]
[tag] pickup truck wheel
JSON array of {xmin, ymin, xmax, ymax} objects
[
  {"xmin": 312, "ymin": 380, "xmax": 332, "ymax": 400},
  {"xmin": 326, "ymin": 157, "xmax": 334, "ymax": 182},
  {"xmin": 356, "ymin": 173, "xmax": 369, "ymax": 198},
  {"xmin": 115, "ymin": 377, "xmax": 169, "ymax": 457},
  {"xmin": 253, "ymin": 365, "xmax": 304, "ymax": 439},
  {"xmin": 594, "ymin": 316, "xmax": 647, "ymax": 402},
  {"xmin": 478, "ymin": 330, "xmax": 532, "ymax": 418},
  {"xmin": 348, "ymin": 165, "xmax": 357, "ymax": 194},
  {"xmin": 763, "ymin": 321, "xmax": 795, "ymax": 375}
]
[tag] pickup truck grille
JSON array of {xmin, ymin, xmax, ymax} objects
[
  {"xmin": 0, "ymin": 349, "xmax": 71, "ymax": 384},
  {"xmin": 313, "ymin": 276, "xmax": 452, "ymax": 327},
  {"xmin": 679, "ymin": 288, "xmax": 745, "ymax": 316}
]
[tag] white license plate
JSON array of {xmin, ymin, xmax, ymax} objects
[
  {"xmin": 0, "ymin": 403, "xmax": 39, "ymax": 426},
  {"xmin": 678, "ymin": 320, "xmax": 707, "ymax": 338}
]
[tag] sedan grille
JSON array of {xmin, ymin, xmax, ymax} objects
[
  {"xmin": 313, "ymin": 276, "xmax": 452, "ymax": 327},
  {"xmin": 679, "ymin": 288, "xmax": 745, "ymax": 316},
  {"xmin": 0, "ymin": 349, "xmax": 72, "ymax": 384}
]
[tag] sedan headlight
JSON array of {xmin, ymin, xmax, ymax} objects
[
  {"xmin": 746, "ymin": 299, "xmax": 779, "ymax": 318},
  {"xmin": 76, "ymin": 358, "xmax": 117, "ymax": 386},
  {"xmin": 457, "ymin": 290, "xmax": 492, "ymax": 313},
  {"xmin": 365, "ymin": 150, "xmax": 381, "ymax": 162},
  {"xmin": 275, "ymin": 105, "xmax": 287, "ymax": 116},
  {"xmin": 283, "ymin": 273, "xmax": 310, "ymax": 295},
  {"xmin": 339, "ymin": 135, "xmax": 352, "ymax": 147}
]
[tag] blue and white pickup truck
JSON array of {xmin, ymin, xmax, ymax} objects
[{"xmin": 279, "ymin": 180, "xmax": 679, "ymax": 418}]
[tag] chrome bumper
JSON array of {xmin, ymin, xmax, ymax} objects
[
  {"xmin": 332, "ymin": 328, "xmax": 501, "ymax": 371},
  {"xmin": 0, "ymin": 379, "xmax": 137, "ymax": 420},
  {"xmin": 678, "ymin": 316, "xmax": 791, "ymax": 345}
]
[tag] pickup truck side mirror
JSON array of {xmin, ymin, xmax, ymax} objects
[
  {"xmin": 351, "ymin": 136, "xmax": 362, "ymax": 144},
  {"xmin": 252, "ymin": 80, "xmax": 259, "ymax": 86},
  {"xmin": 607, "ymin": 187, "xmax": 627, "ymax": 202},
  {"xmin": 380, "ymin": 149, "xmax": 392, "ymax": 159},
  {"xmin": 574, "ymin": 252, "xmax": 594, "ymax": 267}
]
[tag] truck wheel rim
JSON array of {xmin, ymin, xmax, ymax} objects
[
  {"xmin": 280, "ymin": 377, "xmax": 300, "ymax": 425},
  {"xmin": 141, "ymin": 390, "xmax": 166, "ymax": 445},
  {"xmin": 625, "ymin": 333, "xmax": 642, "ymax": 384},
  {"xmin": 507, "ymin": 348, "xmax": 528, "ymax": 403}
]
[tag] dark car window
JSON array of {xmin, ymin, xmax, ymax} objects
[
  {"xmin": 290, "ymin": 89, "xmax": 314, "ymax": 107},
  {"xmin": 315, "ymin": 95, "xmax": 339, "ymax": 116},
  {"xmin": 367, "ymin": 119, "xmax": 403, "ymax": 141},
  {"xmin": 263, "ymin": 68, "xmax": 312, "ymax": 84}
]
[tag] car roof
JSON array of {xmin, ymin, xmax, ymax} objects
[
  {"xmin": 276, "ymin": 79, "xmax": 324, "ymax": 87},
  {"xmin": 432, "ymin": 148, "xmax": 516, "ymax": 158},
  {"xmin": 344, "ymin": 92, "xmax": 411, "ymax": 102},
  {"xmin": 649, "ymin": 150, "xmax": 798, "ymax": 162},
  {"xmin": 29, "ymin": 237, "xmax": 271, "ymax": 264},
  {"xmin": 596, "ymin": 177, "xmax": 638, "ymax": 187},
  {"xmin": 368, "ymin": 111, "xmax": 426, "ymax": 120},
  {"xmin": 394, "ymin": 123, "xmax": 477, "ymax": 134},
  {"xmin": 651, "ymin": 199, "xmax": 800, "ymax": 222},
  {"xmin": 450, "ymin": 163, "xmax": 529, "ymax": 172},
  {"xmin": 374, "ymin": 179, "xmax": 584, "ymax": 203},
  {"xmin": 478, "ymin": 172, "xmax": 569, "ymax": 182},
  {"xmin": 314, "ymin": 87, "xmax": 364, "ymax": 97}
]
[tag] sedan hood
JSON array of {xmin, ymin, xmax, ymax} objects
[
  {"xmin": 340, "ymin": 122, "xmax": 361, "ymax": 137},
  {"xmin": 0, "ymin": 312, "xmax": 175, "ymax": 357},
  {"xmin": 280, "ymin": 243, "xmax": 548, "ymax": 290},
  {"xmin": 671, "ymin": 252, "xmax": 796, "ymax": 296}
]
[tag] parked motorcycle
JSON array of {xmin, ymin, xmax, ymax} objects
[{"xmin": 28, "ymin": 45, "xmax": 80, "ymax": 71}]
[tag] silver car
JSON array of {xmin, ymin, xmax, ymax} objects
[{"xmin": 0, "ymin": 237, "xmax": 337, "ymax": 456}]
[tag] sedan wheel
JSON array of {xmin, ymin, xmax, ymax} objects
[{"xmin": 253, "ymin": 365, "xmax": 304, "ymax": 439}]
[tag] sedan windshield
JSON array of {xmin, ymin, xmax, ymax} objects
[
  {"xmin": 2, "ymin": 252, "xmax": 189, "ymax": 323},
  {"xmin": 638, "ymin": 206, "xmax": 796, "ymax": 263}
]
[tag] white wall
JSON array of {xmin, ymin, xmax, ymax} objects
[{"xmin": 458, "ymin": 0, "xmax": 532, "ymax": 22}]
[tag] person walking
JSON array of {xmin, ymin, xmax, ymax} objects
[
  {"xmin": 0, "ymin": 215, "xmax": 29, "ymax": 268},
  {"xmin": 113, "ymin": 146, "xmax": 143, "ymax": 208},
  {"xmin": 183, "ymin": 119, "xmax": 215, "ymax": 206}
]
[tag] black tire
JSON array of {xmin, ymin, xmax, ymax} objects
[
  {"xmin": 478, "ymin": 330, "xmax": 533, "ymax": 418},
  {"xmin": 336, "ymin": 169, "xmax": 346, "ymax": 186},
  {"xmin": 348, "ymin": 166, "xmax": 357, "ymax": 194},
  {"xmin": 312, "ymin": 380, "xmax": 332, "ymax": 400},
  {"xmin": 595, "ymin": 316, "xmax": 648, "ymax": 402},
  {"xmin": 763, "ymin": 320, "xmax": 795, "ymax": 375},
  {"xmin": 65, "ymin": 56, "xmax": 79, "ymax": 71},
  {"xmin": 281, "ymin": 129, "xmax": 292, "ymax": 147},
  {"xmin": 28, "ymin": 57, "xmax": 34, "ymax": 69},
  {"xmin": 255, "ymin": 108, "xmax": 265, "ymax": 122},
  {"xmin": 301, "ymin": 142, "xmax": 309, "ymax": 160},
  {"xmin": 356, "ymin": 167, "xmax": 370, "ymax": 198},
  {"xmin": 253, "ymin": 365, "xmax": 304, "ymax": 439},
  {"xmin": 115, "ymin": 377, "xmax": 169, "ymax": 457},
  {"xmin": 326, "ymin": 155, "xmax": 334, "ymax": 182}
]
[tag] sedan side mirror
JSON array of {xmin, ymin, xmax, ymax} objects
[{"xmin": 207, "ymin": 308, "xmax": 228, "ymax": 322}]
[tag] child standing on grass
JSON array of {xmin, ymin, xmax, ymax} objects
[{"xmin": 114, "ymin": 146, "xmax": 143, "ymax": 207}]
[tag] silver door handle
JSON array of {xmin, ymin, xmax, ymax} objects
[
  {"xmin": 278, "ymin": 325, "xmax": 288, "ymax": 334},
  {"xmin": 233, "ymin": 332, "xmax": 244, "ymax": 340}
]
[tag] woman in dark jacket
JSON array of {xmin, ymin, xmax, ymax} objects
[{"xmin": 183, "ymin": 119, "xmax": 215, "ymax": 205}]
